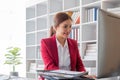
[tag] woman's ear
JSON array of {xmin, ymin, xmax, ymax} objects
[{"xmin": 53, "ymin": 26, "xmax": 56, "ymax": 31}]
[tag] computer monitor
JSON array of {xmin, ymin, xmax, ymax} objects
[{"xmin": 96, "ymin": 9, "xmax": 120, "ymax": 78}]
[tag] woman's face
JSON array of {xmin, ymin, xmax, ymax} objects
[{"xmin": 55, "ymin": 19, "xmax": 72, "ymax": 40}]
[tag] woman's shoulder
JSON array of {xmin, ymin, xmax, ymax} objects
[
  {"xmin": 41, "ymin": 36, "xmax": 56, "ymax": 48},
  {"xmin": 42, "ymin": 34, "xmax": 56, "ymax": 41},
  {"xmin": 41, "ymin": 37, "xmax": 53, "ymax": 42},
  {"xmin": 67, "ymin": 38, "xmax": 77, "ymax": 42},
  {"xmin": 67, "ymin": 38, "xmax": 78, "ymax": 46},
  {"xmin": 41, "ymin": 35, "xmax": 56, "ymax": 44}
]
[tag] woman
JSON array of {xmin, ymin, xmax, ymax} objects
[{"xmin": 40, "ymin": 12, "xmax": 95, "ymax": 79}]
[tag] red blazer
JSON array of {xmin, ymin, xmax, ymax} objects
[{"xmin": 40, "ymin": 35, "xmax": 86, "ymax": 72}]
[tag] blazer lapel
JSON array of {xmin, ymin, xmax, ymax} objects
[
  {"xmin": 51, "ymin": 35, "xmax": 59, "ymax": 66},
  {"xmin": 67, "ymin": 39, "xmax": 75, "ymax": 70}
]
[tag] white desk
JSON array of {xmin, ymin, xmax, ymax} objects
[{"xmin": 0, "ymin": 74, "xmax": 33, "ymax": 80}]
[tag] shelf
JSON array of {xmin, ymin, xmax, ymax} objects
[
  {"xmin": 82, "ymin": 21, "xmax": 97, "ymax": 26},
  {"xmin": 36, "ymin": 60, "xmax": 44, "ymax": 65},
  {"xmin": 36, "ymin": 29, "xmax": 48, "ymax": 32},
  {"xmin": 64, "ymin": 0, "xmax": 80, "ymax": 10},
  {"xmin": 82, "ymin": 7, "xmax": 98, "ymax": 23},
  {"xmin": 72, "ymin": 24, "xmax": 80, "ymax": 28},
  {"xmin": 82, "ymin": 0, "xmax": 100, "ymax": 5},
  {"xmin": 82, "ymin": 24, "xmax": 96, "ymax": 41},
  {"xmin": 37, "ymin": 31, "xmax": 48, "ymax": 45},
  {"xmin": 26, "ymin": 45, "xmax": 38, "ymax": 47},
  {"xmin": 26, "ymin": 33, "xmax": 35, "ymax": 46},
  {"xmin": 37, "ymin": 17, "xmax": 47, "ymax": 30},
  {"xmin": 37, "ymin": 14, "xmax": 47, "ymax": 18},
  {"xmin": 26, "ymin": 20, "xmax": 35, "ymax": 32},
  {"xmin": 83, "ymin": 59, "xmax": 96, "ymax": 61},
  {"xmin": 63, "ymin": 6, "xmax": 80, "ymax": 12},
  {"xmin": 26, "ymin": 31, "xmax": 36, "ymax": 34},
  {"xmin": 82, "ymin": 1, "xmax": 101, "ymax": 8},
  {"xmin": 36, "ymin": 59, "xmax": 43, "ymax": 61},
  {"xmin": 26, "ymin": 17, "xmax": 36, "ymax": 21},
  {"xmin": 36, "ymin": 1, "xmax": 47, "ymax": 17},
  {"xmin": 26, "ymin": 59, "xmax": 37, "ymax": 61},
  {"xmin": 83, "ymin": 60, "xmax": 96, "ymax": 67},
  {"xmin": 82, "ymin": 40, "xmax": 97, "ymax": 43},
  {"xmin": 26, "ymin": 0, "xmax": 47, "ymax": 7},
  {"xmin": 26, "ymin": 6, "xmax": 35, "ymax": 19},
  {"xmin": 49, "ymin": 0, "xmax": 63, "ymax": 13},
  {"xmin": 48, "ymin": 14, "xmax": 54, "ymax": 27}
]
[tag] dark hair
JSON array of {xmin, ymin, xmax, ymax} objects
[{"xmin": 49, "ymin": 12, "xmax": 72, "ymax": 37}]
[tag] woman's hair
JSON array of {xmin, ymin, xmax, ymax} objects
[{"xmin": 49, "ymin": 12, "xmax": 72, "ymax": 37}]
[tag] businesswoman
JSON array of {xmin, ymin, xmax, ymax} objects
[{"xmin": 40, "ymin": 12, "xmax": 95, "ymax": 79}]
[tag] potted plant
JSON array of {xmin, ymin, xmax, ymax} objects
[{"xmin": 4, "ymin": 47, "xmax": 22, "ymax": 76}]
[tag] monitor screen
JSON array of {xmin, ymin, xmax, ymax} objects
[{"xmin": 96, "ymin": 9, "xmax": 120, "ymax": 78}]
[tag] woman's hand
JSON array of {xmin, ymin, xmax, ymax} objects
[{"xmin": 83, "ymin": 75, "xmax": 96, "ymax": 79}]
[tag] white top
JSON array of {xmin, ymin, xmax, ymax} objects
[{"xmin": 56, "ymin": 39, "xmax": 70, "ymax": 70}]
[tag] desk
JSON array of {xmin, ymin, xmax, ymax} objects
[
  {"xmin": 0, "ymin": 74, "xmax": 33, "ymax": 80},
  {"xmin": 96, "ymin": 76, "xmax": 120, "ymax": 80}
]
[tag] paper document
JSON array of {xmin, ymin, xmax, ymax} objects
[
  {"xmin": 50, "ymin": 70, "xmax": 88, "ymax": 76},
  {"xmin": 37, "ymin": 70, "xmax": 88, "ymax": 79}
]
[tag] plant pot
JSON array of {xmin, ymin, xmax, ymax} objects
[{"xmin": 10, "ymin": 72, "xmax": 19, "ymax": 76}]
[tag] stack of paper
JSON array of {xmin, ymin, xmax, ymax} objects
[{"xmin": 37, "ymin": 70, "xmax": 88, "ymax": 79}]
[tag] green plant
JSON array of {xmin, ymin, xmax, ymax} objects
[{"xmin": 4, "ymin": 47, "xmax": 22, "ymax": 72}]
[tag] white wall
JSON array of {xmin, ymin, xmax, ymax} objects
[{"xmin": 0, "ymin": 0, "xmax": 26, "ymax": 77}]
